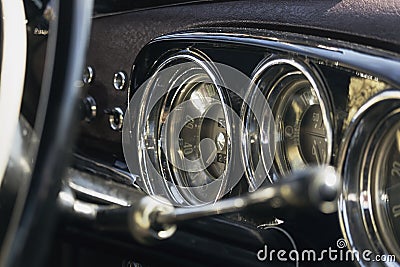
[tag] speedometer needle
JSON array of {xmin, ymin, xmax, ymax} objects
[
  {"xmin": 312, "ymin": 141, "xmax": 321, "ymax": 165},
  {"xmin": 205, "ymin": 149, "xmax": 217, "ymax": 165},
  {"xmin": 302, "ymin": 130, "xmax": 326, "ymax": 139}
]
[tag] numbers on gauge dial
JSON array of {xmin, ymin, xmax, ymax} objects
[{"xmin": 174, "ymin": 82, "xmax": 228, "ymax": 185}]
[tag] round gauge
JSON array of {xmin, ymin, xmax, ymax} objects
[
  {"xmin": 242, "ymin": 58, "xmax": 332, "ymax": 183},
  {"xmin": 122, "ymin": 50, "xmax": 241, "ymax": 207},
  {"xmin": 340, "ymin": 91, "xmax": 400, "ymax": 266}
]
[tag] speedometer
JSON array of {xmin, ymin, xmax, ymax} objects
[{"xmin": 123, "ymin": 49, "xmax": 241, "ymax": 207}]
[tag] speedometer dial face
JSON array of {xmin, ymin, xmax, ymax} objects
[
  {"xmin": 167, "ymin": 81, "xmax": 228, "ymax": 187},
  {"xmin": 243, "ymin": 58, "xmax": 332, "ymax": 183},
  {"xmin": 159, "ymin": 70, "xmax": 232, "ymax": 203}
]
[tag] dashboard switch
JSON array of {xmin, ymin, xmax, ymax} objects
[
  {"xmin": 105, "ymin": 107, "xmax": 124, "ymax": 131},
  {"xmin": 82, "ymin": 66, "xmax": 94, "ymax": 84}
]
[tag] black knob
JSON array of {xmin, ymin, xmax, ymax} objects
[{"xmin": 80, "ymin": 95, "xmax": 97, "ymax": 122}]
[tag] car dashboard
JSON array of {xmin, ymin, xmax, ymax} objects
[{"xmin": 10, "ymin": 0, "xmax": 400, "ymax": 267}]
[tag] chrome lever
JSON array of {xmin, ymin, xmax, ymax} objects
[{"xmin": 62, "ymin": 166, "xmax": 340, "ymax": 244}]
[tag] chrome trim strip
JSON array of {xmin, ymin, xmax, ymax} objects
[
  {"xmin": 153, "ymin": 32, "xmax": 400, "ymax": 87},
  {"xmin": 74, "ymin": 153, "xmax": 139, "ymax": 188},
  {"xmin": 64, "ymin": 167, "xmax": 145, "ymax": 206}
]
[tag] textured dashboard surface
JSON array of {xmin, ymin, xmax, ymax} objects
[{"xmin": 91, "ymin": 0, "xmax": 400, "ymax": 63}]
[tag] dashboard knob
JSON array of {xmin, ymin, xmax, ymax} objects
[{"xmin": 104, "ymin": 107, "xmax": 124, "ymax": 131}]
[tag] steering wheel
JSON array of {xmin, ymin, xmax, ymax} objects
[{"xmin": 0, "ymin": 1, "xmax": 93, "ymax": 266}]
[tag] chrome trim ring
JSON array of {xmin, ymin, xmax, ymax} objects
[{"xmin": 339, "ymin": 90, "xmax": 400, "ymax": 267}]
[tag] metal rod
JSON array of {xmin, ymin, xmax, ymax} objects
[{"xmin": 156, "ymin": 166, "xmax": 340, "ymax": 225}]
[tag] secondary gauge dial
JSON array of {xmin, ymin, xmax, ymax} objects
[
  {"xmin": 242, "ymin": 58, "xmax": 333, "ymax": 184},
  {"xmin": 274, "ymin": 78, "xmax": 329, "ymax": 173}
]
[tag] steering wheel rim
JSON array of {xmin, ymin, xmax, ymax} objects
[
  {"xmin": 0, "ymin": 1, "xmax": 93, "ymax": 266},
  {"xmin": 0, "ymin": 0, "xmax": 27, "ymax": 185}
]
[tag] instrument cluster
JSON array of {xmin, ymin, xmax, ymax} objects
[{"xmin": 124, "ymin": 31, "xmax": 353, "ymax": 207}]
